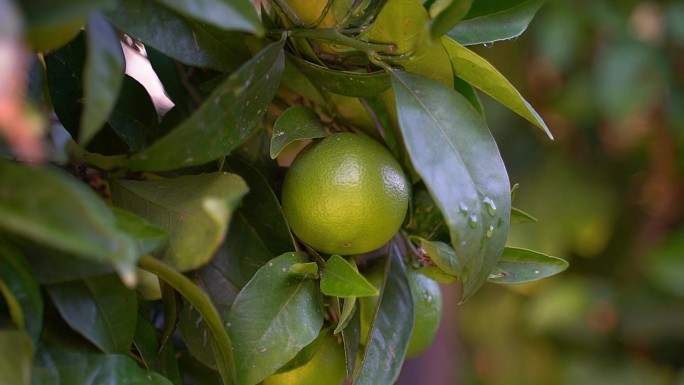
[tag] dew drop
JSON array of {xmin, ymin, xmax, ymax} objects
[
  {"xmin": 534, "ymin": 270, "xmax": 540, "ymax": 274},
  {"xmin": 482, "ymin": 197, "xmax": 497, "ymax": 216},
  {"xmin": 468, "ymin": 214, "xmax": 478, "ymax": 228},
  {"xmin": 483, "ymin": 42, "xmax": 493, "ymax": 48},
  {"xmin": 268, "ymin": 262, "xmax": 273, "ymax": 267},
  {"xmin": 485, "ymin": 225, "xmax": 494, "ymax": 238},
  {"xmin": 226, "ymin": 322, "xmax": 231, "ymax": 327},
  {"xmin": 459, "ymin": 202, "xmax": 469, "ymax": 214},
  {"xmin": 282, "ymin": 267, "xmax": 287, "ymax": 272}
]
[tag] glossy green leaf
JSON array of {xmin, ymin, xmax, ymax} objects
[
  {"xmin": 447, "ymin": 0, "xmax": 545, "ymax": 45},
  {"xmin": 429, "ymin": 0, "xmax": 473, "ymax": 39},
  {"xmin": 110, "ymin": 172, "xmax": 248, "ymax": 271},
  {"xmin": 154, "ymin": 0, "xmax": 263, "ymax": 35},
  {"xmin": 362, "ymin": 0, "xmax": 454, "ymax": 86},
  {"xmin": 0, "ymin": 243, "xmax": 43, "ymax": 344},
  {"xmin": 488, "ymin": 247, "xmax": 568, "ymax": 284},
  {"xmin": 107, "ymin": 0, "xmax": 250, "ymax": 72},
  {"xmin": 341, "ymin": 301, "xmax": 361, "ymax": 378},
  {"xmin": 32, "ymin": 344, "xmax": 173, "ymax": 385},
  {"xmin": 289, "ymin": 262, "xmax": 319, "ymax": 277},
  {"xmin": 321, "ymin": 255, "xmax": 379, "ymax": 298},
  {"xmin": 133, "ymin": 314, "xmax": 182, "ymax": 385},
  {"xmin": 0, "ymin": 329, "xmax": 32, "ymax": 385},
  {"xmin": 79, "ymin": 12, "xmax": 125, "ymax": 145},
  {"xmin": 46, "ymin": 274, "xmax": 137, "ymax": 353},
  {"xmin": 391, "ymin": 70, "xmax": 511, "ymax": 302},
  {"xmin": 125, "ymin": 39, "xmax": 285, "ymax": 171},
  {"xmin": 410, "ymin": 237, "xmax": 458, "ymax": 280},
  {"xmin": 511, "ymin": 206, "xmax": 538, "ymax": 224},
  {"xmin": 270, "ymin": 105, "xmax": 327, "ymax": 159},
  {"xmin": 288, "ymin": 54, "xmax": 391, "ymax": 97},
  {"xmin": 354, "ymin": 247, "xmax": 413, "ymax": 385},
  {"xmin": 335, "ymin": 296, "xmax": 357, "ymax": 334},
  {"xmin": 226, "ymin": 252, "xmax": 325, "ymax": 385},
  {"xmin": 0, "ymin": 161, "xmax": 139, "ymax": 281},
  {"xmin": 45, "ymin": 33, "xmax": 132, "ymax": 156},
  {"xmin": 442, "ymin": 37, "xmax": 552, "ymax": 138},
  {"xmin": 112, "ymin": 208, "xmax": 168, "ymax": 256}
]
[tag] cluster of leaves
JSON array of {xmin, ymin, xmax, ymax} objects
[{"xmin": 0, "ymin": 0, "xmax": 569, "ymax": 385}]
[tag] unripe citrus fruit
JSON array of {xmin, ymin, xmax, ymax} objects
[
  {"xmin": 281, "ymin": 133, "xmax": 409, "ymax": 255},
  {"xmin": 262, "ymin": 332, "xmax": 346, "ymax": 385},
  {"xmin": 359, "ymin": 262, "xmax": 442, "ymax": 358}
]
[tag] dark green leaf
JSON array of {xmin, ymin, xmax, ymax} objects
[
  {"xmin": 341, "ymin": 301, "xmax": 361, "ymax": 379},
  {"xmin": 442, "ymin": 37, "xmax": 553, "ymax": 138},
  {"xmin": 133, "ymin": 314, "xmax": 182, "ymax": 385},
  {"xmin": 107, "ymin": 76, "xmax": 161, "ymax": 152},
  {"xmin": 110, "ymin": 172, "xmax": 248, "ymax": 271},
  {"xmin": 215, "ymin": 211, "xmax": 277, "ymax": 288},
  {"xmin": 80, "ymin": 12, "xmax": 125, "ymax": 145},
  {"xmin": 0, "ymin": 161, "xmax": 139, "ymax": 281},
  {"xmin": 226, "ymin": 252, "xmax": 325, "ymax": 385},
  {"xmin": 222, "ymin": 158, "xmax": 296, "ymax": 257},
  {"xmin": 177, "ymin": 352, "xmax": 223, "ymax": 385},
  {"xmin": 46, "ymin": 274, "xmax": 137, "ymax": 353},
  {"xmin": 288, "ymin": 54, "xmax": 391, "ymax": 97},
  {"xmin": 45, "ymin": 33, "xmax": 131, "ymax": 155},
  {"xmin": 154, "ymin": 0, "xmax": 264, "ymax": 35},
  {"xmin": 32, "ymin": 344, "xmax": 173, "ymax": 385},
  {"xmin": 354, "ymin": 247, "xmax": 413, "ymax": 385},
  {"xmin": 107, "ymin": 0, "xmax": 250, "ymax": 72},
  {"xmin": 321, "ymin": 255, "xmax": 379, "ymax": 297},
  {"xmin": 487, "ymin": 247, "xmax": 569, "ymax": 284},
  {"xmin": 125, "ymin": 39, "xmax": 285, "ymax": 171},
  {"xmin": 429, "ymin": 0, "xmax": 473, "ymax": 39},
  {"xmin": 270, "ymin": 105, "xmax": 327, "ymax": 159},
  {"xmin": 511, "ymin": 207, "xmax": 538, "ymax": 224},
  {"xmin": 281, "ymin": 56, "xmax": 326, "ymax": 106},
  {"xmin": 391, "ymin": 70, "xmax": 511, "ymax": 302},
  {"xmin": 112, "ymin": 208, "xmax": 168, "ymax": 255},
  {"xmin": 0, "ymin": 329, "xmax": 32, "ymax": 385},
  {"xmin": 447, "ymin": 0, "xmax": 545, "ymax": 45},
  {"xmin": 0, "ymin": 243, "xmax": 43, "ymax": 344}
]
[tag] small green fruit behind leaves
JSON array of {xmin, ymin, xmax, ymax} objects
[{"xmin": 263, "ymin": 330, "xmax": 346, "ymax": 385}]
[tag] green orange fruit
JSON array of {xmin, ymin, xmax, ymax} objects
[
  {"xmin": 262, "ymin": 332, "xmax": 346, "ymax": 385},
  {"xmin": 281, "ymin": 133, "xmax": 409, "ymax": 255}
]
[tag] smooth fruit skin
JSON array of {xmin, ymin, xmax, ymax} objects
[
  {"xmin": 281, "ymin": 133, "xmax": 409, "ymax": 255},
  {"xmin": 262, "ymin": 332, "xmax": 346, "ymax": 385}
]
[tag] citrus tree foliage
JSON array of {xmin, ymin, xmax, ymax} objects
[{"xmin": 0, "ymin": 0, "xmax": 568, "ymax": 384}]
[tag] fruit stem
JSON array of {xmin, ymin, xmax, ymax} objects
[
  {"xmin": 288, "ymin": 28, "xmax": 396, "ymax": 55},
  {"xmin": 138, "ymin": 255, "xmax": 236, "ymax": 385}
]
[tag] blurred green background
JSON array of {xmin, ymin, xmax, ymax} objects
[{"xmin": 399, "ymin": 0, "xmax": 684, "ymax": 384}]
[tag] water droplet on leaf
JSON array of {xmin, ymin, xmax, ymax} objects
[
  {"xmin": 468, "ymin": 214, "xmax": 478, "ymax": 228},
  {"xmin": 482, "ymin": 197, "xmax": 497, "ymax": 216}
]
